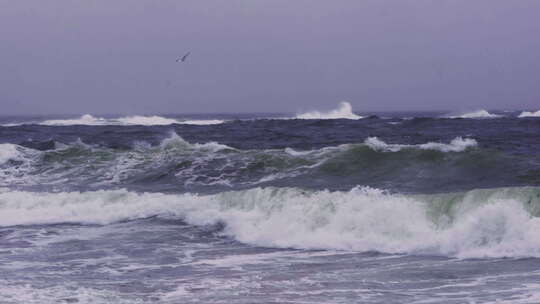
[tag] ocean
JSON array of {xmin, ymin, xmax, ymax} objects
[{"xmin": 1, "ymin": 105, "xmax": 540, "ymax": 303}]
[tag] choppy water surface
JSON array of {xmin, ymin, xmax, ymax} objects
[{"xmin": 1, "ymin": 108, "xmax": 540, "ymax": 303}]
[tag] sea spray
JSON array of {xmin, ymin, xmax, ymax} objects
[
  {"xmin": 518, "ymin": 110, "xmax": 540, "ymax": 118},
  {"xmin": 19, "ymin": 114, "xmax": 226, "ymax": 126},
  {"xmin": 1, "ymin": 186, "xmax": 539, "ymax": 258},
  {"xmin": 446, "ymin": 109, "xmax": 502, "ymax": 119},
  {"xmin": 296, "ymin": 102, "xmax": 363, "ymax": 119}
]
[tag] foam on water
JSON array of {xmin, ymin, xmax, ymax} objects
[
  {"xmin": 364, "ymin": 136, "xmax": 477, "ymax": 152},
  {"xmin": 115, "ymin": 115, "xmax": 180, "ymax": 125},
  {"xmin": 296, "ymin": 102, "xmax": 363, "ymax": 119},
  {"xmin": 0, "ymin": 133, "xmax": 486, "ymax": 190},
  {"xmin": 159, "ymin": 131, "xmax": 233, "ymax": 153},
  {"xmin": 0, "ymin": 281, "xmax": 143, "ymax": 304},
  {"xmin": 1, "ymin": 186, "xmax": 539, "ymax": 259},
  {"xmin": 0, "ymin": 144, "xmax": 37, "ymax": 186},
  {"xmin": 41, "ymin": 114, "xmax": 105, "ymax": 126},
  {"xmin": 518, "ymin": 110, "xmax": 540, "ymax": 118},
  {"xmin": 447, "ymin": 110, "xmax": 502, "ymax": 119},
  {"xmin": 179, "ymin": 119, "xmax": 225, "ymax": 125},
  {"xmin": 33, "ymin": 114, "xmax": 225, "ymax": 126},
  {"xmin": 0, "ymin": 144, "xmax": 22, "ymax": 164}
]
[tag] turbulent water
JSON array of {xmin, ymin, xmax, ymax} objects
[{"xmin": 1, "ymin": 107, "xmax": 540, "ymax": 303}]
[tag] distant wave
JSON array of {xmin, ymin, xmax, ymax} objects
[
  {"xmin": 364, "ymin": 136, "xmax": 477, "ymax": 153},
  {"xmin": 115, "ymin": 115, "xmax": 181, "ymax": 125},
  {"xmin": 1, "ymin": 186, "xmax": 539, "ymax": 258},
  {"xmin": 518, "ymin": 110, "xmax": 540, "ymax": 118},
  {"xmin": 446, "ymin": 110, "xmax": 502, "ymax": 119},
  {"xmin": 296, "ymin": 102, "xmax": 363, "ymax": 119},
  {"xmin": 41, "ymin": 114, "xmax": 106, "ymax": 126},
  {"xmin": 178, "ymin": 120, "xmax": 226, "ymax": 125},
  {"xmin": 36, "ymin": 114, "xmax": 225, "ymax": 126}
]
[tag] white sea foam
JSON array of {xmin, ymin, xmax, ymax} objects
[
  {"xmin": 41, "ymin": 114, "xmax": 106, "ymax": 126},
  {"xmin": 37, "ymin": 114, "xmax": 225, "ymax": 126},
  {"xmin": 0, "ymin": 144, "xmax": 37, "ymax": 186},
  {"xmin": 447, "ymin": 110, "xmax": 502, "ymax": 119},
  {"xmin": 179, "ymin": 120, "xmax": 225, "ymax": 125},
  {"xmin": 159, "ymin": 132, "xmax": 233, "ymax": 153},
  {"xmin": 518, "ymin": 110, "xmax": 540, "ymax": 118},
  {"xmin": 1, "ymin": 186, "xmax": 539, "ymax": 258},
  {"xmin": 296, "ymin": 102, "xmax": 363, "ymax": 119},
  {"xmin": 364, "ymin": 137, "xmax": 477, "ymax": 152},
  {"xmin": 115, "ymin": 115, "xmax": 180, "ymax": 125},
  {"xmin": 0, "ymin": 280, "xmax": 142, "ymax": 304},
  {"xmin": 0, "ymin": 134, "xmax": 480, "ymax": 189},
  {"xmin": 0, "ymin": 144, "xmax": 22, "ymax": 164}
]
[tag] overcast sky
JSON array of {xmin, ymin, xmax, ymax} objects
[{"xmin": 1, "ymin": 0, "xmax": 539, "ymax": 115}]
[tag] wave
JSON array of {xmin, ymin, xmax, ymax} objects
[
  {"xmin": 0, "ymin": 134, "xmax": 486, "ymax": 192},
  {"xmin": 13, "ymin": 114, "xmax": 225, "ymax": 126},
  {"xmin": 115, "ymin": 115, "xmax": 181, "ymax": 125},
  {"xmin": 518, "ymin": 110, "xmax": 540, "ymax": 118},
  {"xmin": 446, "ymin": 110, "xmax": 502, "ymax": 119},
  {"xmin": 41, "ymin": 114, "xmax": 106, "ymax": 126},
  {"xmin": 364, "ymin": 136, "xmax": 477, "ymax": 153},
  {"xmin": 1, "ymin": 186, "xmax": 539, "ymax": 258},
  {"xmin": 177, "ymin": 119, "xmax": 225, "ymax": 125},
  {"xmin": 0, "ymin": 144, "xmax": 22, "ymax": 164},
  {"xmin": 116, "ymin": 116, "xmax": 224, "ymax": 126},
  {"xmin": 296, "ymin": 102, "xmax": 363, "ymax": 119}
]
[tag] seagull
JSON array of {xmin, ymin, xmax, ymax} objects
[{"xmin": 176, "ymin": 52, "xmax": 191, "ymax": 63}]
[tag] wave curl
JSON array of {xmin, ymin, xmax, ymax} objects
[{"xmin": 1, "ymin": 186, "xmax": 539, "ymax": 258}]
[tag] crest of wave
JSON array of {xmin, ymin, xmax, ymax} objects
[
  {"xmin": 518, "ymin": 110, "xmax": 540, "ymax": 118},
  {"xmin": 158, "ymin": 131, "xmax": 232, "ymax": 153},
  {"xmin": 447, "ymin": 109, "xmax": 501, "ymax": 119},
  {"xmin": 0, "ymin": 144, "xmax": 22, "ymax": 164},
  {"xmin": 296, "ymin": 102, "xmax": 363, "ymax": 119},
  {"xmin": 117, "ymin": 116, "xmax": 224, "ymax": 125},
  {"xmin": 178, "ymin": 120, "xmax": 224, "ymax": 125},
  {"xmin": 2, "ymin": 186, "xmax": 540, "ymax": 259},
  {"xmin": 39, "ymin": 114, "xmax": 223, "ymax": 126},
  {"xmin": 364, "ymin": 136, "xmax": 477, "ymax": 153},
  {"xmin": 115, "ymin": 115, "xmax": 179, "ymax": 125},
  {"xmin": 41, "ymin": 114, "xmax": 106, "ymax": 126}
]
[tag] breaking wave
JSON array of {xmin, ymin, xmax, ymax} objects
[
  {"xmin": 0, "ymin": 144, "xmax": 22, "ymax": 164},
  {"xmin": 11, "ymin": 114, "xmax": 225, "ymax": 126},
  {"xmin": 296, "ymin": 102, "xmax": 363, "ymax": 119},
  {"xmin": 447, "ymin": 110, "xmax": 502, "ymax": 119},
  {"xmin": 1, "ymin": 186, "xmax": 539, "ymax": 258},
  {"xmin": 518, "ymin": 110, "xmax": 540, "ymax": 118},
  {"xmin": 0, "ymin": 134, "xmax": 486, "ymax": 192},
  {"xmin": 176, "ymin": 119, "xmax": 225, "ymax": 125},
  {"xmin": 114, "ymin": 115, "xmax": 181, "ymax": 125},
  {"xmin": 364, "ymin": 136, "xmax": 477, "ymax": 153}
]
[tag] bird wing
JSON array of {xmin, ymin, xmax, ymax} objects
[{"xmin": 181, "ymin": 52, "xmax": 191, "ymax": 61}]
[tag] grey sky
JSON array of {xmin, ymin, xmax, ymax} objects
[{"xmin": 1, "ymin": 0, "xmax": 539, "ymax": 115}]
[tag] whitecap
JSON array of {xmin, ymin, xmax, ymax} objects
[
  {"xmin": 178, "ymin": 120, "xmax": 225, "ymax": 125},
  {"xmin": 296, "ymin": 102, "xmax": 363, "ymax": 119},
  {"xmin": 518, "ymin": 110, "xmax": 540, "ymax": 118},
  {"xmin": 115, "ymin": 115, "xmax": 179, "ymax": 125},
  {"xmin": 41, "ymin": 114, "xmax": 107, "ymax": 126},
  {"xmin": 446, "ymin": 110, "xmax": 502, "ymax": 119},
  {"xmin": 0, "ymin": 144, "xmax": 22, "ymax": 164},
  {"xmin": 159, "ymin": 132, "xmax": 233, "ymax": 152},
  {"xmin": 35, "ymin": 114, "xmax": 225, "ymax": 126},
  {"xmin": 364, "ymin": 136, "xmax": 477, "ymax": 153},
  {"xmin": 1, "ymin": 186, "xmax": 540, "ymax": 259}
]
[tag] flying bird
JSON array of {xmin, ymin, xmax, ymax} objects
[{"xmin": 176, "ymin": 52, "xmax": 191, "ymax": 63}]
